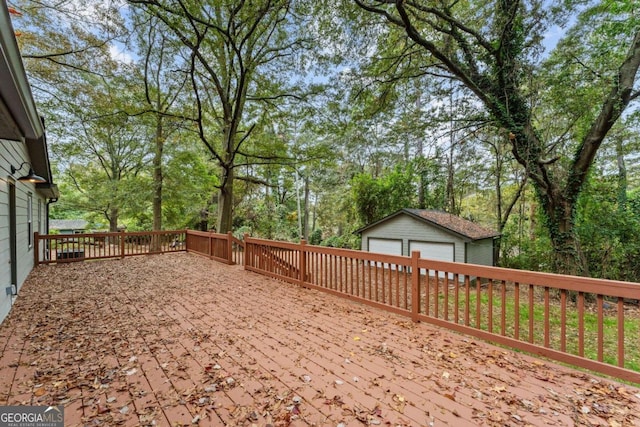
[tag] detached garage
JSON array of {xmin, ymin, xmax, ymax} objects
[{"xmin": 356, "ymin": 209, "xmax": 500, "ymax": 266}]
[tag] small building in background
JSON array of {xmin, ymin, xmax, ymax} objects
[
  {"xmin": 356, "ymin": 209, "xmax": 500, "ymax": 266},
  {"xmin": 49, "ymin": 219, "xmax": 88, "ymax": 234}
]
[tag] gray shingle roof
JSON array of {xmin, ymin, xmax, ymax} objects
[{"xmin": 49, "ymin": 219, "xmax": 88, "ymax": 230}]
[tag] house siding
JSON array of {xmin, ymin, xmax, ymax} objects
[
  {"xmin": 0, "ymin": 139, "xmax": 45, "ymax": 323},
  {"xmin": 0, "ymin": 5, "xmax": 57, "ymax": 324}
]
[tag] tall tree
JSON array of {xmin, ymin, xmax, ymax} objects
[
  {"xmin": 352, "ymin": 0, "xmax": 640, "ymax": 275},
  {"xmin": 128, "ymin": 0, "xmax": 311, "ymax": 232},
  {"xmin": 57, "ymin": 70, "xmax": 150, "ymax": 231},
  {"xmin": 131, "ymin": 12, "xmax": 189, "ymax": 233}
]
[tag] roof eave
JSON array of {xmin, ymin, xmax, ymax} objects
[
  {"xmin": 36, "ymin": 182, "xmax": 59, "ymax": 199},
  {"xmin": 0, "ymin": 1, "xmax": 43, "ymax": 140}
]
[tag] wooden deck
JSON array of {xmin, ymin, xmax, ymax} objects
[{"xmin": 0, "ymin": 253, "xmax": 638, "ymax": 426}]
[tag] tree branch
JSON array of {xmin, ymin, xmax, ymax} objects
[{"xmin": 569, "ymin": 29, "xmax": 640, "ymax": 197}]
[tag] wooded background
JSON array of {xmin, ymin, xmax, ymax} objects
[{"xmin": 9, "ymin": 0, "xmax": 640, "ymax": 281}]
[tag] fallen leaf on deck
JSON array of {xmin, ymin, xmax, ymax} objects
[{"xmin": 392, "ymin": 394, "xmax": 407, "ymax": 413}]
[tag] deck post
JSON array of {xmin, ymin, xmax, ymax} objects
[
  {"xmin": 208, "ymin": 230, "xmax": 213, "ymax": 258},
  {"xmin": 227, "ymin": 231, "xmax": 234, "ymax": 265},
  {"xmin": 243, "ymin": 233, "xmax": 250, "ymax": 269},
  {"xmin": 411, "ymin": 250, "xmax": 420, "ymax": 322},
  {"xmin": 299, "ymin": 239, "xmax": 307, "ymax": 287},
  {"xmin": 120, "ymin": 230, "xmax": 125, "ymax": 259},
  {"xmin": 33, "ymin": 232, "xmax": 39, "ymax": 266}
]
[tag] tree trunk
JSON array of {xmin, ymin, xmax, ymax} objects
[
  {"xmin": 198, "ymin": 208, "xmax": 208, "ymax": 231},
  {"xmin": 151, "ymin": 117, "xmax": 164, "ymax": 251},
  {"xmin": 418, "ymin": 174, "xmax": 425, "ymax": 209},
  {"xmin": 446, "ymin": 151, "xmax": 457, "ymax": 214},
  {"xmin": 312, "ymin": 193, "xmax": 317, "ymax": 232},
  {"xmin": 510, "ymin": 124, "xmax": 590, "ymax": 276},
  {"xmin": 152, "ymin": 117, "xmax": 164, "ymax": 232},
  {"xmin": 217, "ymin": 164, "xmax": 234, "ymax": 233},
  {"xmin": 303, "ymin": 174, "xmax": 310, "ymax": 240},
  {"xmin": 416, "ymin": 136, "xmax": 425, "ymax": 209},
  {"xmin": 616, "ymin": 136, "xmax": 627, "ymax": 210},
  {"xmin": 537, "ymin": 188, "xmax": 587, "ymax": 276},
  {"xmin": 494, "ymin": 156, "xmax": 503, "ymax": 263},
  {"xmin": 109, "ymin": 207, "xmax": 119, "ymax": 233}
]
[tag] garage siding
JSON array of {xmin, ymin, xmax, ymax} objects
[
  {"xmin": 465, "ymin": 238, "xmax": 495, "ymax": 266},
  {"xmin": 360, "ymin": 214, "xmax": 467, "ymax": 262}
]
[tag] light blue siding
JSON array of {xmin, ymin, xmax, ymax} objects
[
  {"xmin": 0, "ymin": 140, "xmax": 45, "ymax": 324},
  {"xmin": 360, "ymin": 212, "xmax": 495, "ymax": 266},
  {"xmin": 465, "ymin": 238, "xmax": 495, "ymax": 265}
]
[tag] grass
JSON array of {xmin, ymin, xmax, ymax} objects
[{"xmin": 422, "ymin": 280, "xmax": 640, "ymax": 372}]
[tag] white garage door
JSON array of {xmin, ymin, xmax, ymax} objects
[
  {"xmin": 368, "ymin": 238, "xmax": 402, "ymax": 255},
  {"xmin": 409, "ymin": 241, "xmax": 455, "ymax": 278},
  {"xmin": 368, "ymin": 238, "xmax": 402, "ymax": 269},
  {"xmin": 409, "ymin": 241, "xmax": 454, "ymax": 262}
]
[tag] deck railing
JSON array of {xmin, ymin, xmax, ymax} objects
[
  {"xmin": 35, "ymin": 230, "xmax": 640, "ymax": 383},
  {"xmin": 243, "ymin": 237, "xmax": 640, "ymax": 384},
  {"xmin": 184, "ymin": 230, "xmax": 244, "ymax": 265},
  {"xmin": 35, "ymin": 230, "xmax": 187, "ymax": 264}
]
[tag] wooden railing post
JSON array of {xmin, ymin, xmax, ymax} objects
[
  {"xmin": 411, "ymin": 250, "xmax": 420, "ymax": 322},
  {"xmin": 243, "ymin": 233, "xmax": 250, "ymax": 269},
  {"xmin": 120, "ymin": 230, "xmax": 125, "ymax": 259},
  {"xmin": 299, "ymin": 239, "xmax": 307, "ymax": 287},
  {"xmin": 227, "ymin": 231, "xmax": 233, "ymax": 265},
  {"xmin": 208, "ymin": 230, "xmax": 213, "ymax": 258},
  {"xmin": 33, "ymin": 232, "xmax": 40, "ymax": 266}
]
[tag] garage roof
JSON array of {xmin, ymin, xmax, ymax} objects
[
  {"xmin": 50, "ymin": 219, "xmax": 88, "ymax": 231},
  {"xmin": 355, "ymin": 208, "xmax": 500, "ymax": 241}
]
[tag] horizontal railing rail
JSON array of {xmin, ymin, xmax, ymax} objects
[
  {"xmin": 243, "ymin": 237, "xmax": 640, "ymax": 384},
  {"xmin": 35, "ymin": 230, "xmax": 187, "ymax": 264}
]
